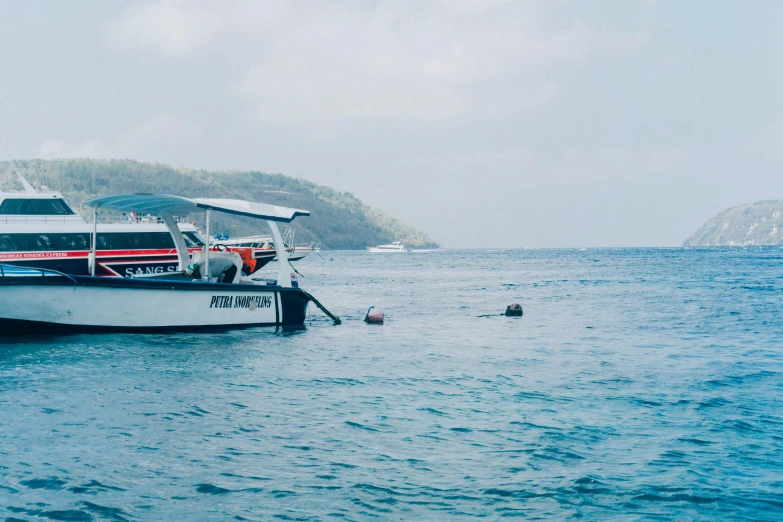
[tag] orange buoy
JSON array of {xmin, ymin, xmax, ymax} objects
[{"xmin": 364, "ymin": 306, "xmax": 384, "ymax": 323}]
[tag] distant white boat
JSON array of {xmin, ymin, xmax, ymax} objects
[{"xmin": 367, "ymin": 241, "xmax": 407, "ymax": 253}]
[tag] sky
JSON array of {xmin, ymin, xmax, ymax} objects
[{"xmin": 1, "ymin": 0, "xmax": 782, "ymax": 248}]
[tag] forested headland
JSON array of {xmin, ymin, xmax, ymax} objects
[
  {"xmin": 684, "ymin": 200, "xmax": 783, "ymax": 246},
  {"xmin": 0, "ymin": 159, "xmax": 438, "ymax": 249}
]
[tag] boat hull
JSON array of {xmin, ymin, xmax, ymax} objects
[
  {"xmin": 285, "ymin": 247, "xmax": 314, "ymax": 261},
  {"xmin": 0, "ymin": 275, "xmax": 309, "ymax": 334}
]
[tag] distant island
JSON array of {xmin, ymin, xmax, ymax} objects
[
  {"xmin": 684, "ymin": 200, "xmax": 783, "ymax": 246},
  {"xmin": 0, "ymin": 159, "xmax": 438, "ymax": 250}
]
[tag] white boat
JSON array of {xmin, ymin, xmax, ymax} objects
[
  {"xmin": 0, "ymin": 177, "xmax": 206, "ymax": 277},
  {"xmin": 284, "ymin": 229, "xmax": 321, "ymax": 261},
  {"xmin": 0, "ymin": 194, "xmax": 339, "ymax": 334},
  {"xmin": 367, "ymin": 240, "xmax": 407, "ymax": 253},
  {"xmin": 213, "ymin": 228, "xmax": 319, "ymax": 267},
  {"xmin": 288, "ymin": 243, "xmax": 319, "ymax": 261}
]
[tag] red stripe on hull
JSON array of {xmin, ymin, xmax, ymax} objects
[{"xmin": 0, "ymin": 248, "xmax": 201, "ymax": 261}]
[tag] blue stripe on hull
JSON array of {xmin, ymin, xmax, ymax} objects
[{"xmin": 0, "ymin": 318, "xmax": 302, "ymax": 335}]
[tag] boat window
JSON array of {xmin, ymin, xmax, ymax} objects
[
  {"xmin": 0, "ymin": 198, "xmax": 75, "ymax": 215},
  {"xmin": 97, "ymin": 233, "xmax": 130, "ymax": 250},
  {"xmin": 94, "ymin": 232, "xmax": 175, "ymax": 250},
  {"xmin": 7, "ymin": 234, "xmax": 32, "ymax": 251},
  {"xmin": 1, "ymin": 234, "xmax": 32, "ymax": 251},
  {"xmin": 36, "ymin": 235, "xmax": 53, "ymax": 249},
  {"xmin": 47, "ymin": 235, "xmax": 69, "ymax": 250},
  {"xmin": 0, "ymin": 232, "xmax": 173, "ymax": 252},
  {"xmin": 97, "ymin": 234, "xmax": 111, "ymax": 250},
  {"xmin": 65, "ymin": 234, "xmax": 89, "ymax": 250},
  {"xmin": 0, "ymin": 233, "xmax": 91, "ymax": 251},
  {"xmin": 182, "ymin": 234, "xmax": 197, "ymax": 248},
  {"xmin": 183, "ymin": 232, "xmax": 205, "ymax": 247},
  {"xmin": 150, "ymin": 232, "xmax": 175, "ymax": 249},
  {"xmin": 0, "ymin": 236, "xmax": 18, "ymax": 251},
  {"xmin": 123, "ymin": 234, "xmax": 142, "ymax": 249}
]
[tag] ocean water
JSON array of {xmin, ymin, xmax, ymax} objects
[{"xmin": 1, "ymin": 248, "xmax": 782, "ymax": 521}]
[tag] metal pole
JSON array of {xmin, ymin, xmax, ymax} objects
[
  {"xmin": 267, "ymin": 220, "xmax": 292, "ymax": 288},
  {"xmin": 203, "ymin": 209, "xmax": 210, "ymax": 282},
  {"xmin": 161, "ymin": 212, "xmax": 189, "ymax": 271},
  {"xmin": 90, "ymin": 208, "xmax": 98, "ymax": 276}
]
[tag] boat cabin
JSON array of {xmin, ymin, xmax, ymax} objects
[{"xmin": 0, "ymin": 192, "xmax": 84, "ymax": 224}]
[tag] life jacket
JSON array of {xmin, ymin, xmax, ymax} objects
[{"xmin": 234, "ymin": 248, "xmax": 256, "ymax": 273}]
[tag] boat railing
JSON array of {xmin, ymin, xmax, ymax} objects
[
  {"xmin": 0, "ymin": 263, "xmax": 77, "ymax": 284},
  {"xmin": 0, "ymin": 215, "xmax": 85, "ymax": 224},
  {"xmin": 94, "ymin": 213, "xmax": 195, "ymax": 225},
  {"xmin": 96, "ymin": 216, "xmax": 168, "ymax": 224},
  {"xmin": 211, "ymin": 231, "xmax": 321, "ymax": 253},
  {"xmin": 0, "ymin": 215, "xmax": 190, "ymax": 225},
  {"xmin": 96, "ymin": 218, "xmax": 162, "ymax": 224},
  {"xmin": 212, "ymin": 234, "xmax": 272, "ymax": 248}
]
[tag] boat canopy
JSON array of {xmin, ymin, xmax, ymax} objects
[
  {"xmin": 84, "ymin": 194, "xmax": 309, "ymax": 223},
  {"xmin": 83, "ymin": 193, "xmax": 306, "ymax": 287}
]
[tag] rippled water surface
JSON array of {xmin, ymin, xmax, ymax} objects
[{"xmin": 1, "ymin": 248, "xmax": 782, "ymax": 520}]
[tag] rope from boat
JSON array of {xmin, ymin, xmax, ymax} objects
[{"xmin": 301, "ymin": 290, "xmax": 341, "ymax": 325}]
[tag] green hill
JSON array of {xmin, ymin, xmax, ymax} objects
[
  {"xmin": 0, "ymin": 159, "xmax": 438, "ymax": 249},
  {"xmin": 684, "ymin": 200, "xmax": 783, "ymax": 246}
]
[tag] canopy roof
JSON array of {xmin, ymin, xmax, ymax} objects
[{"xmin": 84, "ymin": 193, "xmax": 309, "ymax": 223}]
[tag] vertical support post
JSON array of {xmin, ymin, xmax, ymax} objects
[
  {"xmin": 161, "ymin": 212, "xmax": 190, "ymax": 271},
  {"xmin": 90, "ymin": 208, "xmax": 98, "ymax": 276},
  {"xmin": 203, "ymin": 209, "xmax": 210, "ymax": 282},
  {"xmin": 267, "ymin": 220, "xmax": 292, "ymax": 288}
]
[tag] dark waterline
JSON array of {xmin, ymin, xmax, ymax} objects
[{"xmin": 1, "ymin": 248, "xmax": 782, "ymax": 520}]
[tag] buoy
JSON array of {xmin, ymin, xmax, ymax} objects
[
  {"xmin": 364, "ymin": 306, "xmax": 384, "ymax": 323},
  {"xmin": 505, "ymin": 303, "xmax": 523, "ymax": 317}
]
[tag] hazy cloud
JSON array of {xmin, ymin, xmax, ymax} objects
[
  {"xmin": 38, "ymin": 114, "xmax": 201, "ymax": 160},
  {"xmin": 39, "ymin": 139, "xmax": 104, "ymax": 159},
  {"xmin": 744, "ymin": 117, "xmax": 783, "ymax": 159},
  {"xmin": 551, "ymin": 147, "xmax": 687, "ymax": 184},
  {"xmin": 107, "ymin": 0, "xmax": 233, "ymax": 55},
  {"xmin": 108, "ymin": 0, "xmax": 646, "ymax": 123},
  {"xmin": 403, "ymin": 145, "xmax": 685, "ymax": 190}
]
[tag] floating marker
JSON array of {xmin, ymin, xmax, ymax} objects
[
  {"xmin": 505, "ymin": 303, "xmax": 523, "ymax": 317},
  {"xmin": 364, "ymin": 306, "xmax": 384, "ymax": 323}
]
